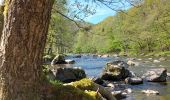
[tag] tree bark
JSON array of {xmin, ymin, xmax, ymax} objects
[{"xmin": 0, "ymin": 0, "xmax": 54, "ymax": 100}]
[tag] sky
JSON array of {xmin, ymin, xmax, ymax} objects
[
  {"xmin": 68, "ymin": 0, "xmax": 131, "ymax": 24},
  {"xmin": 84, "ymin": 5, "xmax": 116, "ymax": 24}
]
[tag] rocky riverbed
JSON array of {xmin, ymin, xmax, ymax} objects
[{"xmin": 47, "ymin": 54, "xmax": 170, "ymax": 100}]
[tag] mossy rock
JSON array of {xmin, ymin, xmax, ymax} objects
[
  {"xmin": 68, "ymin": 78, "xmax": 95, "ymax": 90},
  {"xmin": 44, "ymin": 82, "xmax": 102, "ymax": 100}
]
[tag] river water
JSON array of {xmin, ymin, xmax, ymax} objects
[{"xmin": 63, "ymin": 55, "xmax": 170, "ymax": 100}]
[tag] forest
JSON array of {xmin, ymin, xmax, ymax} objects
[{"xmin": 73, "ymin": 0, "xmax": 170, "ymax": 56}]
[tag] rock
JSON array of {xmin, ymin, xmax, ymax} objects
[
  {"xmin": 102, "ymin": 54, "xmax": 109, "ymax": 58},
  {"xmin": 167, "ymin": 72, "xmax": 170, "ymax": 77},
  {"xmin": 143, "ymin": 68, "xmax": 167, "ymax": 82},
  {"xmin": 51, "ymin": 67, "xmax": 86, "ymax": 83},
  {"xmin": 137, "ymin": 59, "xmax": 142, "ymax": 61},
  {"xmin": 51, "ymin": 54, "xmax": 66, "ymax": 65},
  {"xmin": 127, "ymin": 60, "xmax": 137, "ymax": 66},
  {"xmin": 129, "ymin": 71, "xmax": 136, "ymax": 77},
  {"xmin": 101, "ymin": 61, "xmax": 130, "ymax": 81},
  {"xmin": 92, "ymin": 54, "xmax": 98, "ymax": 58},
  {"xmin": 111, "ymin": 91, "xmax": 122, "ymax": 96},
  {"xmin": 141, "ymin": 90, "xmax": 159, "ymax": 95},
  {"xmin": 106, "ymin": 60, "xmax": 129, "ymax": 68},
  {"xmin": 113, "ymin": 54, "xmax": 119, "ymax": 57},
  {"xmin": 148, "ymin": 58, "xmax": 153, "ymax": 60},
  {"xmin": 111, "ymin": 91, "xmax": 126, "ymax": 99},
  {"xmin": 159, "ymin": 57, "xmax": 167, "ymax": 61},
  {"xmin": 107, "ymin": 83, "xmax": 115, "ymax": 88},
  {"xmin": 124, "ymin": 88, "xmax": 132, "ymax": 94},
  {"xmin": 65, "ymin": 59, "xmax": 75, "ymax": 64},
  {"xmin": 93, "ymin": 77, "xmax": 104, "ymax": 85},
  {"xmin": 74, "ymin": 54, "xmax": 81, "ymax": 58},
  {"xmin": 98, "ymin": 55, "xmax": 102, "ymax": 57},
  {"xmin": 125, "ymin": 77, "xmax": 143, "ymax": 85},
  {"xmin": 153, "ymin": 60, "xmax": 160, "ymax": 63}
]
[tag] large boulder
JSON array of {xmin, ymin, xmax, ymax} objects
[
  {"xmin": 143, "ymin": 68, "xmax": 167, "ymax": 82},
  {"xmin": 101, "ymin": 61, "xmax": 130, "ymax": 81},
  {"xmin": 51, "ymin": 67, "xmax": 86, "ymax": 83},
  {"xmin": 51, "ymin": 54, "xmax": 67, "ymax": 65}
]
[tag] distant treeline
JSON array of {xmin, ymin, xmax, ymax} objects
[{"xmin": 73, "ymin": 0, "xmax": 170, "ymax": 55}]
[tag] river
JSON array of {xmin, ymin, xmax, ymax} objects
[{"xmin": 61, "ymin": 54, "xmax": 170, "ymax": 100}]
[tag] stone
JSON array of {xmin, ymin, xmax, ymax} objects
[
  {"xmin": 93, "ymin": 77, "xmax": 104, "ymax": 85},
  {"xmin": 143, "ymin": 68, "xmax": 167, "ymax": 82},
  {"xmin": 51, "ymin": 67, "xmax": 86, "ymax": 83},
  {"xmin": 127, "ymin": 60, "xmax": 137, "ymax": 66},
  {"xmin": 125, "ymin": 77, "xmax": 143, "ymax": 85},
  {"xmin": 124, "ymin": 88, "xmax": 132, "ymax": 94},
  {"xmin": 101, "ymin": 60, "xmax": 130, "ymax": 81},
  {"xmin": 141, "ymin": 90, "xmax": 159, "ymax": 95},
  {"xmin": 51, "ymin": 54, "xmax": 66, "ymax": 65},
  {"xmin": 102, "ymin": 54, "xmax": 109, "ymax": 58},
  {"xmin": 107, "ymin": 83, "xmax": 115, "ymax": 88},
  {"xmin": 153, "ymin": 60, "xmax": 160, "ymax": 63},
  {"xmin": 159, "ymin": 57, "xmax": 167, "ymax": 61},
  {"xmin": 65, "ymin": 59, "xmax": 75, "ymax": 64},
  {"xmin": 148, "ymin": 58, "xmax": 153, "ymax": 60}
]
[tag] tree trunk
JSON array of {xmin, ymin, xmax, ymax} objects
[
  {"xmin": 0, "ymin": 0, "xmax": 54, "ymax": 100},
  {"xmin": 0, "ymin": 5, "xmax": 4, "ymax": 38}
]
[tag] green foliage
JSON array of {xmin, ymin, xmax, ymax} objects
[
  {"xmin": 73, "ymin": 0, "xmax": 170, "ymax": 55},
  {"xmin": 50, "ymin": 80, "xmax": 63, "ymax": 86}
]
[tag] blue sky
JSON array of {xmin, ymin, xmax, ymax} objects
[
  {"xmin": 68, "ymin": 0, "xmax": 131, "ymax": 24},
  {"xmin": 84, "ymin": 5, "xmax": 116, "ymax": 24}
]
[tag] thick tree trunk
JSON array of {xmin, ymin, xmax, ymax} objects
[
  {"xmin": 0, "ymin": 5, "xmax": 4, "ymax": 38},
  {"xmin": 0, "ymin": 0, "xmax": 53, "ymax": 100}
]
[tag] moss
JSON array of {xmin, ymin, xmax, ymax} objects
[
  {"xmin": 85, "ymin": 90, "xmax": 103, "ymax": 100},
  {"xmin": 3, "ymin": 0, "xmax": 8, "ymax": 16},
  {"xmin": 69, "ymin": 78, "xmax": 95, "ymax": 90},
  {"xmin": 48, "ymin": 84, "xmax": 98, "ymax": 100}
]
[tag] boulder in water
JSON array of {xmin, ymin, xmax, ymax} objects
[
  {"xmin": 101, "ymin": 60, "xmax": 130, "ymax": 81},
  {"xmin": 125, "ymin": 77, "xmax": 143, "ymax": 85},
  {"xmin": 51, "ymin": 67, "xmax": 86, "ymax": 83},
  {"xmin": 143, "ymin": 68, "xmax": 167, "ymax": 82}
]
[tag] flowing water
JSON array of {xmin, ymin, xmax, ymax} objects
[{"xmin": 57, "ymin": 55, "xmax": 170, "ymax": 100}]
